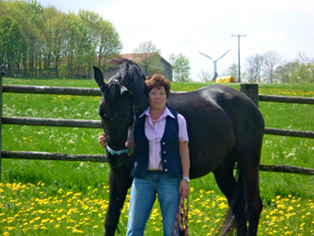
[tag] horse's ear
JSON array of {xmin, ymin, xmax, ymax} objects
[
  {"xmin": 93, "ymin": 66, "xmax": 106, "ymax": 92},
  {"xmin": 121, "ymin": 85, "xmax": 132, "ymax": 96}
]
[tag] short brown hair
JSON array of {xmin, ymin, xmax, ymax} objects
[{"xmin": 143, "ymin": 74, "xmax": 171, "ymax": 99}]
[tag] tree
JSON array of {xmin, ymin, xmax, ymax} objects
[
  {"xmin": 78, "ymin": 10, "xmax": 102, "ymax": 78},
  {"xmin": 0, "ymin": 1, "xmax": 122, "ymax": 79},
  {"xmin": 245, "ymin": 53, "xmax": 264, "ymax": 83},
  {"xmin": 41, "ymin": 6, "xmax": 65, "ymax": 78},
  {"xmin": 273, "ymin": 61, "xmax": 293, "ymax": 83},
  {"xmin": 63, "ymin": 12, "xmax": 92, "ymax": 79},
  {"xmin": 0, "ymin": 15, "xmax": 27, "ymax": 76},
  {"xmin": 263, "ymin": 50, "xmax": 281, "ymax": 83},
  {"xmin": 221, "ymin": 63, "xmax": 238, "ymax": 81},
  {"xmin": 197, "ymin": 69, "xmax": 212, "ymax": 82},
  {"xmin": 3, "ymin": 0, "xmax": 44, "ymax": 77},
  {"xmin": 168, "ymin": 53, "xmax": 191, "ymax": 82},
  {"xmin": 132, "ymin": 41, "xmax": 163, "ymax": 75},
  {"xmin": 289, "ymin": 53, "xmax": 314, "ymax": 83},
  {"xmin": 97, "ymin": 20, "xmax": 122, "ymax": 72}
]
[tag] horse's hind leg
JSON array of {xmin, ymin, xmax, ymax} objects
[
  {"xmin": 237, "ymin": 150, "xmax": 263, "ymax": 236},
  {"xmin": 213, "ymin": 152, "xmax": 247, "ymax": 235},
  {"xmin": 213, "ymin": 156, "xmax": 236, "ymax": 206}
]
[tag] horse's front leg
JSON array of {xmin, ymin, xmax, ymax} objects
[{"xmin": 104, "ymin": 167, "xmax": 133, "ymax": 236}]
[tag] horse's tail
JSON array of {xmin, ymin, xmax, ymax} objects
[{"xmin": 215, "ymin": 169, "xmax": 246, "ymax": 236}]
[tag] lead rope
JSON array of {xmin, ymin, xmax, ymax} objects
[{"xmin": 174, "ymin": 195, "xmax": 189, "ymax": 236}]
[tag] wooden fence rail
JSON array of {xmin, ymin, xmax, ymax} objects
[
  {"xmin": 2, "ymin": 117, "xmax": 314, "ymax": 139},
  {"xmin": 259, "ymin": 95, "xmax": 314, "ymax": 104},
  {"xmin": 2, "ymin": 85, "xmax": 102, "ymax": 96},
  {"xmin": 1, "ymin": 151, "xmax": 107, "ymax": 162},
  {"xmin": 1, "ymin": 81, "xmax": 314, "ymax": 178},
  {"xmin": 2, "ymin": 117, "xmax": 102, "ymax": 128}
]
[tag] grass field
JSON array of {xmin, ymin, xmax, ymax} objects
[{"xmin": 1, "ymin": 78, "xmax": 314, "ymax": 235}]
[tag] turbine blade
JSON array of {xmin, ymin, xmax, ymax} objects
[
  {"xmin": 217, "ymin": 49, "xmax": 231, "ymax": 61},
  {"xmin": 198, "ymin": 51, "xmax": 213, "ymax": 60}
]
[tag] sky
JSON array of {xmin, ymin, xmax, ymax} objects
[{"xmin": 38, "ymin": 0, "xmax": 314, "ymax": 81}]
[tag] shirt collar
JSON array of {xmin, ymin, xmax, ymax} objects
[{"xmin": 138, "ymin": 106, "xmax": 175, "ymax": 119}]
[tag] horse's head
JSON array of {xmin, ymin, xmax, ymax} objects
[{"xmin": 93, "ymin": 66, "xmax": 134, "ymax": 168}]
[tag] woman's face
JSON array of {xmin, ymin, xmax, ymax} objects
[{"xmin": 148, "ymin": 86, "xmax": 167, "ymax": 110}]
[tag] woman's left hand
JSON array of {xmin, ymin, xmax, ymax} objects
[{"xmin": 179, "ymin": 179, "xmax": 190, "ymax": 199}]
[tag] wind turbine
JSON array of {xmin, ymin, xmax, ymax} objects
[{"xmin": 198, "ymin": 49, "xmax": 231, "ymax": 81}]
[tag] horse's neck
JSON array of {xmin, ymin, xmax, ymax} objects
[
  {"xmin": 135, "ymin": 95, "xmax": 149, "ymax": 114},
  {"xmin": 125, "ymin": 75, "xmax": 148, "ymax": 113},
  {"xmin": 132, "ymin": 90, "xmax": 149, "ymax": 114}
]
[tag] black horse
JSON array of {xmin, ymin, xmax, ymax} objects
[{"xmin": 93, "ymin": 59, "xmax": 264, "ymax": 236}]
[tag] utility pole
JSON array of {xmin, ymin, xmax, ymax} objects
[{"xmin": 232, "ymin": 34, "xmax": 246, "ymax": 83}]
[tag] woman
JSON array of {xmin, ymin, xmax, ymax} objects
[{"xmin": 98, "ymin": 74, "xmax": 190, "ymax": 236}]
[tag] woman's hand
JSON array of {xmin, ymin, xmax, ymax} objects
[
  {"xmin": 179, "ymin": 178, "xmax": 190, "ymax": 199},
  {"xmin": 98, "ymin": 133, "xmax": 130, "ymax": 149},
  {"xmin": 97, "ymin": 133, "xmax": 106, "ymax": 148}
]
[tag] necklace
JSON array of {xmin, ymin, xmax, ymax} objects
[{"xmin": 152, "ymin": 119, "xmax": 158, "ymax": 122}]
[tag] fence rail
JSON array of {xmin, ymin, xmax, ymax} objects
[
  {"xmin": 259, "ymin": 94, "xmax": 314, "ymax": 104},
  {"xmin": 2, "ymin": 117, "xmax": 102, "ymax": 128},
  {"xmin": 2, "ymin": 85, "xmax": 102, "ymax": 96},
  {"xmin": 1, "ymin": 150, "xmax": 107, "ymax": 162},
  {"xmin": 264, "ymin": 128, "xmax": 314, "ymax": 139},
  {"xmin": 2, "ymin": 117, "xmax": 314, "ymax": 139},
  {"xmin": 2, "ymin": 150, "xmax": 314, "ymax": 175},
  {"xmin": 1, "ymin": 82, "xmax": 314, "ymax": 178}
]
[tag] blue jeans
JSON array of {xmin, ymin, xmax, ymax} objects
[{"xmin": 126, "ymin": 171, "xmax": 181, "ymax": 236}]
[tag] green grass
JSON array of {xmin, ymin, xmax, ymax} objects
[{"xmin": 1, "ymin": 77, "xmax": 314, "ymax": 235}]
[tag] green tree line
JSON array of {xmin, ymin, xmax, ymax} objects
[{"xmin": 0, "ymin": 0, "xmax": 122, "ymax": 79}]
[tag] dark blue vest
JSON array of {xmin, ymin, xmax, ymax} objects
[{"xmin": 131, "ymin": 111, "xmax": 182, "ymax": 178}]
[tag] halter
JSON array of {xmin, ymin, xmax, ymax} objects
[{"xmin": 106, "ymin": 105, "xmax": 137, "ymax": 156}]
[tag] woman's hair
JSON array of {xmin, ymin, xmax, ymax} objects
[{"xmin": 143, "ymin": 74, "xmax": 171, "ymax": 99}]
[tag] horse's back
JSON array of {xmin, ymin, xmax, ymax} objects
[
  {"xmin": 208, "ymin": 85, "xmax": 265, "ymax": 150},
  {"xmin": 167, "ymin": 85, "xmax": 264, "ymax": 178}
]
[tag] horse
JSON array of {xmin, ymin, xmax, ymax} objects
[{"xmin": 93, "ymin": 59, "xmax": 264, "ymax": 236}]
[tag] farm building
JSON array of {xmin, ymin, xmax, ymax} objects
[{"xmin": 102, "ymin": 53, "xmax": 173, "ymax": 81}]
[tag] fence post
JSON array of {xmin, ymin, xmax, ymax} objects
[
  {"xmin": 240, "ymin": 84, "xmax": 259, "ymax": 107},
  {"xmin": 0, "ymin": 72, "xmax": 3, "ymax": 180}
]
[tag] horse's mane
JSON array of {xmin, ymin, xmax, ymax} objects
[
  {"xmin": 111, "ymin": 58, "xmax": 146, "ymax": 88},
  {"xmin": 109, "ymin": 58, "xmax": 148, "ymax": 112}
]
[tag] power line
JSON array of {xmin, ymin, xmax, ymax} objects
[{"xmin": 232, "ymin": 34, "xmax": 246, "ymax": 83}]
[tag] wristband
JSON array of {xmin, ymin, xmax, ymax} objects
[{"xmin": 182, "ymin": 176, "xmax": 190, "ymax": 183}]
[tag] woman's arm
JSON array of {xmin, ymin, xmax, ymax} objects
[{"xmin": 179, "ymin": 141, "xmax": 190, "ymax": 199}]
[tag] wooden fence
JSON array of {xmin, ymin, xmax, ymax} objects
[{"xmin": 1, "ymin": 74, "xmax": 314, "ymax": 179}]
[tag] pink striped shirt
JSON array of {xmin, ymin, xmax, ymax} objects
[{"xmin": 134, "ymin": 106, "xmax": 189, "ymax": 170}]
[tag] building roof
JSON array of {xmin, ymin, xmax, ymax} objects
[{"xmin": 120, "ymin": 53, "xmax": 171, "ymax": 67}]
